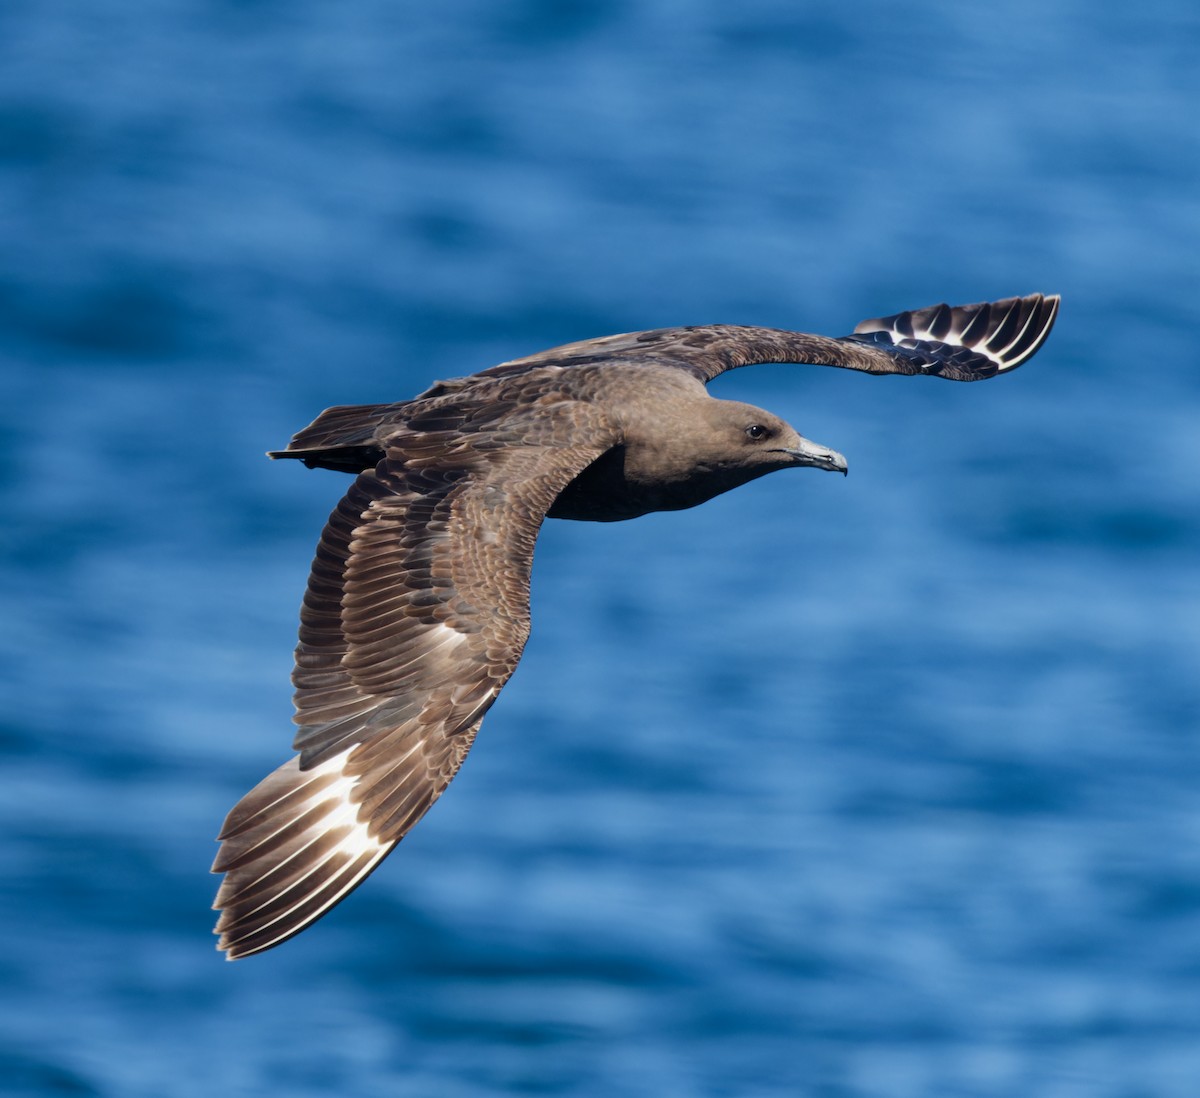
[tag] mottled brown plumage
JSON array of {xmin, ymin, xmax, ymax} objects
[{"xmin": 213, "ymin": 293, "xmax": 1059, "ymax": 958}]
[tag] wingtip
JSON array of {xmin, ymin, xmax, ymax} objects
[
  {"xmin": 989, "ymin": 292, "xmax": 1060, "ymax": 371},
  {"xmin": 210, "ymin": 753, "xmax": 394, "ymax": 960},
  {"xmin": 854, "ymin": 291, "xmax": 1060, "ymax": 377}
]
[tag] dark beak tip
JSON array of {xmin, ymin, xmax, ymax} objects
[{"xmin": 821, "ymin": 451, "xmax": 849, "ymax": 477}]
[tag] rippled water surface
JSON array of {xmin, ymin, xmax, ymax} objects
[{"xmin": 3, "ymin": 2, "xmax": 1199, "ymax": 1095}]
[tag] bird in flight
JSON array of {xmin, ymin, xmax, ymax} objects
[{"xmin": 213, "ymin": 292, "xmax": 1059, "ymax": 958}]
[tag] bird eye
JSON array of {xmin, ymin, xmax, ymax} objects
[{"xmin": 745, "ymin": 424, "xmax": 769, "ymax": 441}]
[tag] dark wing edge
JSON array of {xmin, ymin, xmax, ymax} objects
[
  {"xmin": 845, "ymin": 292, "xmax": 1060, "ymax": 380},
  {"xmin": 213, "ymin": 412, "xmax": 619, "ymax": 959}
]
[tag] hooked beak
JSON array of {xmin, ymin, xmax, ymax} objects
[{"xmin": 774, "ymin": 438, "xmax": 848, "ymax": 475}]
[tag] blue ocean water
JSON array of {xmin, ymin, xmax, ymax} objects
[{"xmin": 2, "ymin": 1, "xmax": 1198, "ymax": 1094}]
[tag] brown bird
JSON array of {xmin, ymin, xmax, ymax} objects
[{"xmin": 213, "ymin": 292, "xmax": 1059, "ymax": 958}]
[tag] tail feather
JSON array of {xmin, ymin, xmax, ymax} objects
[{"xmin": 268, "ymin": 402, "xmax": 404, "ymax": 473}]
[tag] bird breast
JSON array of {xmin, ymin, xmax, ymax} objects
[{"xmin": 547, "ymin": 443, "xmax": 768, "ymax": 522}]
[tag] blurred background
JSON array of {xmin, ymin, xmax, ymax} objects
[{"xmin": 2, "ymin": 1, "xmax": 1198, "ymax": 1095}]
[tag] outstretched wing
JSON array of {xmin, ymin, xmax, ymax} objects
[
  {"xmin": 472, "ymin": 293, "xmax": 1059, "ymax": 385},
  {"xmin": 213, "ymin": 402, "xmax": 618, "ymax": 958}
]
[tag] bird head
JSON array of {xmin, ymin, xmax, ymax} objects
[{"xmin": 697, "ymin": 399, "xmax": 848, "ymax": 477}]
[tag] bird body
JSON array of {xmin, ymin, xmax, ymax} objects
[{"xmin": 213, "ymin": 294, "xmax": 1059, "ymax": 958}]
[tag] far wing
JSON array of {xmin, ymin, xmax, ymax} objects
[{"xmin": 473, "ymin": 293, "xmax": 1059, "ymax": 385}]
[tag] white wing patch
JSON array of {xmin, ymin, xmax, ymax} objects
[
  {"xmin": 303, "ymin": 748, "xmax": 391, "ymax": 858},
  {"xmin": 429, "ymin": 622, "xmax": 471, "ymax": 650}
]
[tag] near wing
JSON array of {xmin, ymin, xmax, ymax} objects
[{"xmin": 213, "ymin": 403, "xmax": 617, "ymax": 958}]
